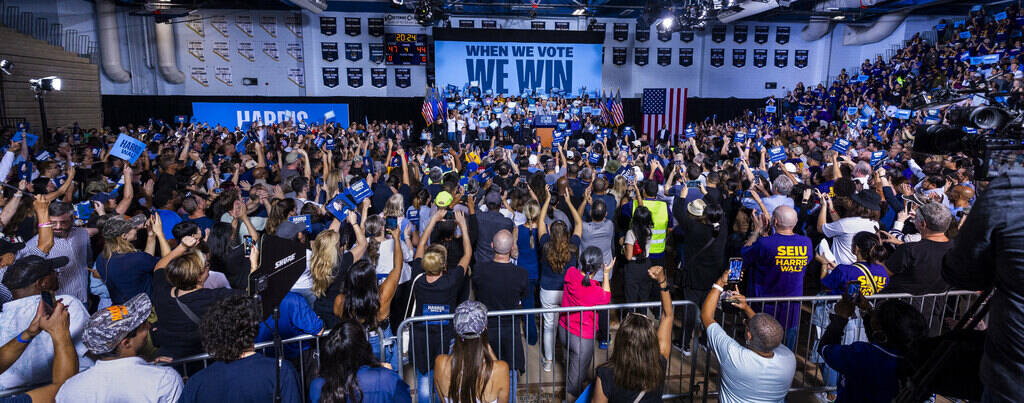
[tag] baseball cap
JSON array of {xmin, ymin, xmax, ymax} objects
[
  {"xmin": 285, "ymin": 151, "xmax": 299, "ymax": 164},
  {"xmin": 484, "ymin": 190, "xmax": 502, "ymax": 206},
  {"xmin": 467, "ymin": 162, "xmax": 479, "ymax": 172},
  {"xmin": 687, "ymin": 198, "xmax": 707, "ymax": 217},
  {"xmin": 1, "ymin": 255, "xmax": 69, "ymax": 290},
  {"xmin": 102, "ymin": 214, "xmax": 147, "ymax": 239},
  {"xmin": 435, "ymin": 191, "xmax": 454, "ymax": 208},
  {"xmin": 454, "ymin": 301, "xmax": 487, "ymax": 338},
  {"xmin": 0, "ymin": 238, "xmax": 24, "ymax": 256},
  {"xmin": 851, "ymin": 189, "xmax": 882, "ymax": 211},
  {"xmin": 783, "ymin": 162, "xmax": 798, "ymax": 173},
  {"xmin": 275, "ymin": 221, "xmax": 305, "ymax": 240},
  {"xmin": 83, "ymin": 293, "xmax": 152, "ymax": 354}
]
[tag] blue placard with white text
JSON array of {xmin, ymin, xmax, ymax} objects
[
  {"xmin": 767, "ymin": 146, "xmax": 786, "ymax": 163},
  {"xmin": 192, "ymin": 102, "xmax": 349, "ymax": 129},
  {"xmin": 831, "ymin": 138, "xmax": 851, "ymax": 154},
  {"xmin": 111, "ymin": 134, "xmax": 147, "ymax": 164},
  {"xmin": 346, "ymin": 179, "xmax": 374, "ymax": 204}
]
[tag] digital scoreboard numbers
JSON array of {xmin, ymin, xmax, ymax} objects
[{"xmin": 385, "ymin": 33, "xmax": 428, "ymax": 65}]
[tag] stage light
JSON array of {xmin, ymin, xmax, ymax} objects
[
  {"xmin": 0, "ymin": 59, "xmax": 11, "ymax": 76},
  {"xmin": 573, "ymin": 7, "xmax": 586, "ymax": 16},
  {"xmin": 832, "ymin": 15, "xmax": 845, "ymax": 20},
  {"xmin": 30, "ymin": 76, "xmax": 62, "ymax": 92},
  {"xmin": 659, "ymin": 16, "xmax": 674, "ymax": 30}
]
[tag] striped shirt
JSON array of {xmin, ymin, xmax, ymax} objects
[{"xmin": 15, "ymin": 228, "xmax": 92, "ymax": 304}]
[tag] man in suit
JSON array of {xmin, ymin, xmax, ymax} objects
[{"xmin": 657, "ymin": 126, "xmax": 672, "ymax": 146}]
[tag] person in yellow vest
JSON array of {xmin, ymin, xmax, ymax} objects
[
  {"xmin": 628, "ymin": 181, "xmax": 673, "ymax": 266},
  {"xmin": 623, "ymin": 181, "xmax": 673, "ymax": 312}
]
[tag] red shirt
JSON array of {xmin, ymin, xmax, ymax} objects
[{"xmin": 558, "ymin": 267, "xmax": 611, "ymax": 338}]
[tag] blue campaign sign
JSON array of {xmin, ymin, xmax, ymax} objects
[
  {"xmin": 433, "ymin": 39, "xmax": 603, "ymax": 95},
  {"xmin": 895, "ymin": 109, "xmax": 912, "ymax": 120},
  {"xmin": 767, "ymin": 146, "xmax": 787, "ymax": 163},
  {"xmin": 870, "ymin": 151, "xmax": 887, "ymax": 168},
  {"xmin": 857, "ymin": 74, "xmax": 869, "ymax": 82},
  {"xmin": 175, "ymin": 115, "xmax": 187, "ymax": 124},
  {"xmin": 588, "ymin": 152, "xmax": 601, "ymax": 164},
  {"xmin": 192, "ymin": 102, "xmax": 349, "ymax": 129},
  {"xmin": 556, "ymin": 121, "xmax": 569, "ymax": 131},
  {"xmin": 996, "ymin": 11, "xmax": 1008, "ymax": 21},
  {"xmin": 685, "ymin": 127, "xmax": 696, "ymax": 138},
  {"xmin": 847, "ymin": 107, "xmax": 858, "ymax": 115},
  {"xmin": 765, "ymin": 106, "xmax": 776, "ymax": 113},
  {"xmin": 12, "ymin": 132, "xmax": 38, "ymax": 147},
  {"xmin": 288, "ymin": 215, "xmax": 313, "ymax": 233},
  {"xmin": 346, "ymin": 179, "xmax": 374, "ymax": 204},
  {"xmin": 326, "ymin": 193, "xmax": 357, "ymax": 222},
  {"xmin": 733, "ymin": 133, "xmax": 745, "ymax": 143},
  {"xmin": 959, "ymin": 31, "xmax": 971, "ymax": 39},
  {"xmin": 111, "ymin": 134, "xmax": 147, "ymax": 164},
  {"xmin": 982, "ymin": 54, "xmax": 1000, "ymax": 64},
  {"xmin": 582, "ymin": 106, "xmax": 593, "ymax": 114},
  {"xmin": 533, "ymin": 115, "xmax": 557, "ymax": 127},
  {"xmin": 831, "ymin": 138, "xmax": 851, "ymax": 154},
  {"xmin": 553, "ymin": 130, "xmax": 565, "ymax": 144}
]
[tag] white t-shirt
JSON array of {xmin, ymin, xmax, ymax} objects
[
  {"xmin": 375, "ymin": 237, "xmax": 414, "ymax": 284},
  {"xmin": 56, "ymin": 357, "xmax": 183, "ymax": 403},
  {"xmin": 707, "ymin": 323, "xmax": 795, "ymax": 403},
  {"xmin": 821, "ymin": 217, "xmax": 879, "ymax": 265},
  {"xmin": 624, "ymin": 229, "xmax": 651, "ymax": 258}
]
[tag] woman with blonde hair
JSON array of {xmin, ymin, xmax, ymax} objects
[
  {"xmin": 311, "ymin": 212, "xmax": 367, "ymax": 327},
  {"xmin": 513, "ymin": 199, "xmax": 542, "ymax": 346},
  {"xmin": 610, "ymin": 175, "xmax": 629, "ymax": 207},
  {"xmin": 95, "ymin": 214, "xmax": 160, "ymax": 305}
]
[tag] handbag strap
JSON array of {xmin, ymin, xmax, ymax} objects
[
  {"xmin": 173, "ymin": 289, "xmax": 202, "ymax": 325},
  {"xmin": 404, "ymin": 273, "xmax": 426, "ymax": 319},
  {"xmin": 633, "ymin": 391, "xmax": 647, "ymax": 403},
  {"xmin": 852, "ymin": 263, "xmax": 879, "ymax": 295}
]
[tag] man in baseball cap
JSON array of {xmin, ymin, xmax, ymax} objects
[
  {"xmin": 0, "ymin": 238, "xmax": 25, "ymax": 304},
  {"xmin": 56, "ymin": 293, "xmax": 183, "ymax": 401}
]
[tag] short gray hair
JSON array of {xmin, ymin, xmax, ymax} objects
[
  {"xmin": 49, "ymin": 201, "xmax": 72, "ymax": 217},
  {"xmin": 854, "ymin": 161, "xmax": 872, "ymax": 177},
  {"xmin": 916, "ymin": 201, "xmax": 952, "ymax": 232},
  {"xmin": 747, "ymin": 313, "xmax": 784, "ymax": 354},
  {"xmin": 772, "ymin": 176, "xmax": 793, "ymax": 196}
]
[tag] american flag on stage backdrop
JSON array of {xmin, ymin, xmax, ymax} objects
[
  {"xmin": 421, "ymin": 87, "xmax": 436, "ymax": 124},
  {"xmin": 642, "ymin": 88, "xmax": 688, "ymax": 141},
  {"xmin": 611, "ymin": 89, "xmax": 624, "ymax": 126}
]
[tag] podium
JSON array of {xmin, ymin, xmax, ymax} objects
[{"xmin": 534, "ymin": 115, "xmax": 557, "ymax": 148}]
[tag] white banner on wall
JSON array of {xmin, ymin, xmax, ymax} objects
[
  {"xmin": 288, "ymin": 68, "xmax": 305, "ymax": 88},
  {"xmin": 213, "ymin": 41, "xmax": 230, "ymax": 62},
  {"xmin": 287, "ymin": 42, "xmax": 303, "ymax": 62},
  {"xmin": 188, "ymin": 40, "xmax": 204, "ymax": 62},
  {"xmin": 238, "ymin": 42, "xmax": 254, "ymax": 62},
  {"xmin": 186, "ymin": 19, "xmax": 204, "ymax": 37},
  {"xmin": 210, "ymin": 15, "xmax": 228, "ymax": 38},
  {"xmin": 285, "ymin": 14, "xmax": 302, "ymax": 38},
  {"xmin": 261, "ymin": 16, "xmax": 277, "ymax": 37},
  {"xmin": 215, "ymin": 66, "xmax": 233, "ymax": 86},
  {"xmin": 191, "ymin": 67, "xmax": 209, "ymax": 87},
  {"xmin": 263, "ymin": 42, "xmax": 279, "ymax": 61},
  {"xmin": 236, "ymin": 15, "xmax": 253, "ymax": 38}
]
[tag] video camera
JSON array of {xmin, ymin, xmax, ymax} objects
[{"xmin": 913, "ymin": 103, "xmax": 1024, "ymax": 178}]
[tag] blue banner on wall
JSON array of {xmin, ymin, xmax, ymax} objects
[
  {"xmin": 191, "ymin": 102, "xmax": 350, "ymax": 129},
  {"xmin": 433, "ymin": 40, "xmax": 602, "ymax": 95}
]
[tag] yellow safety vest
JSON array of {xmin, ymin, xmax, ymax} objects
[{"xmin": 632, "ymin": 199, "xmax": 669, "ymax": 254}]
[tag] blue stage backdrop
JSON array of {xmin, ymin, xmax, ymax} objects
[
  {"xmin": 433, "ymin": 29, "xmax": 603, "ymax": 96},
  {"xmin": 191, "ymin": 102, "xmax": 350, "ymax": 129}
]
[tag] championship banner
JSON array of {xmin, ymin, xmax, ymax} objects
[
  {"xmin": 369, "ymin": 43, "xmax": 385, "ymax": 64},
  {"xmin": 732, "ymin": 49, "xmax": 746, "ymax": 67},
  {"xmin": 347, "ymin": 67, "xmax": 363, "ymax": 88},
  {"xmin": 322, "ymin": 42, "xmax": 338, "ymax": 62},
  {"xmin": 679, "ymin": 47, "xmax": 693, "ymax": 66},
  {"xmin": 734, "ymin": 25, "xmax": 748, "ymax": 43},
  {"xmin": 215, "ymin": 66, "xmax": 233, "ymax": 86},
  {"xmin": 794, "ymin": 49, "xmax": 808, "ymax": 68},
  {"xmin": 345, "ymin": 17, "xmax": 361, "ymax": 36},
  {"xmin": 658, "ymin": 30, "xmax": 671, "ymax": 41},
  {"xmin": 371, "ymin": 68, "xmax": 387, "ymax": 88},
  {"xmin": 710, "ymin": 48, "xmax": 725, "ymax": 67},
  {"xmin": 532, "ymin": 21, "xmax": 545, "ymax": 30},
  {"xmin": 263, "ymin": 42, "xmax": 279, "ymax": 61},
  {"xmin": 191, "ymin": 102, "xmax": 349, "ymax": 128},
  {"xmin": 210, "ymin": 15, "xmax": 228, "ymax": 38},
  {"xmin": 236, "ymin": 15, "xmax": 254, "ymax": 37},
  {"xmin": 395, "ymin": 68, "xmax": 411, "ymax": 88},
  {"xmin": 188, "ymin": 40, "xmax": 204, "ymax": 62},
  {"xmin": 613, "ymin": 23, "xmax": 629, "ymax": 41},
  {"xmin": 459, "ymin": 19, "xmax": 475, "ymax": 28},
  {"xmin": 213, "ymin": 41, "xmax": 230, "ymax": 62},
  {"xmin": 711, "ymin": 25, "xmax": 726, "ymax": 43},
  {"xmin": 287, "ymin": 42, "xmax": 303, "ymax": 62},
  {"xmin": 774, "ymin": 49, "xmax": 788, "ymax": 67},
  {"xmin": 368, "ymin": 18, "xmax": 384, "ymax": 36},
  {"xmin": 191, "ymin": 66, "xmax": 209, "ymax": 87},
  {"xmin": 186, "ymin": 19, "xmax": 204, "ymax": 37},
  {"xmin": 635, "ymin": 24, "xmax": 650, "ymax": 42},
  {"xmin": 481, "ymin": 20, "xmax": 497, "ymax": 28},
  {"xmin": 613, "ymin": 47, "xmax": 627, "ymax": 65},
  {"xmin": 238, "ymin": 42, "xmax": 254, "ymax": 62},
  {"xmin": 345, "ymin": 43, "xmax": 362, "ymax": 61},
  {"xmin": 680, "ymin": 31, "xmax": 694, "ymax": 42},
  {"xmin": 634, "ymin": 47, "xmax": 649, "ymax": 66},
  {"xmin": 323, "ymin": 67, "xmax": 339, "ymax": 88},
  {"xmin": 754, "ymin": 26, "xmax": 769, "ymax": 44},
  {"xmin": 260, "ymin": 16, "xmax": 277, "ymax": 38},
  {"xmin": 753, "ymin": 48, "xmax": 767, "ymax": 68},
  {"xmin": 589, "ymin": 22, "xmax": 606, "ymax": 32},
  {"xmin": 657, "ymin": 48, "xmax": 671, "ymax": 66},
  {"xmin": 776, "ymin": 26, "xmax": 790, "ymax": 44},
  {"xmin": 320, "ymin": 16, "xmax": 337, "ymax": 36},
  {"xmin": 285, "ymin": 14, "xmax": 302, "ymax": 37},
  {"xmin": 288, "ymin": 68, "xmax": 305, "ymax": 88},
  {"xmin": 555, "ymin": 22, "xmax": 570, "ymax": 31}
]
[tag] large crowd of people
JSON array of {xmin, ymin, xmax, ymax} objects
[{"xmin": 0, "ymin": 4, "xmax": 1020, "ymax": 403}]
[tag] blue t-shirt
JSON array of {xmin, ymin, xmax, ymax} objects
[
  {"xmin": 256, "ymin": 292, "xmax": 325, "ymax": 359},
  {"xmin": 822, "ymin": 341, "xmax": 903, "ymax": 403},
  {"xmin": 186, "ymin": 216, "xmax": 216, "ymax": 232},
  {"xmin": 179, "ymin": 354, "xmax": 302, "ymax": 403},
  {"xmin": 309, "ymin": 366, "xmax": 411, "ymax": 403},
  {"xmin": 516, "ymin": 224, "xmax": 541, "ymax": 280},
  {"xmin": 155, "ymin": 209, "xmax": 183, "ymax": 240},
  {"xmin": 822, "ymin": 262, "xmax": 889, "ymax": 296},
  {"xmin": 94, "ymin": 251, "xmax": 160, "ymax": 305},
  {"xmin": 539, "ymin": 234, "xmax": 580, "ymax": 291},
  {"xmin": 741, "ymin": 233, "xmax": 813, "ymax": 327}
]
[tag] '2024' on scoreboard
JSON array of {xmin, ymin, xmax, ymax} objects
[{"xmin": 385, "ymin": 33, "xmax": 428, "ymax": 65}]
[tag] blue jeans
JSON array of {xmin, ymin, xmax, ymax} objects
[
  {"xmin": 367, "ymin": 326, "xmax": 400, "ymax": 372},
  {"xmin": 784, "ymin": 326, "xmax": 798, "ymax": 351},
  {"xmin": 524, "ymin": 280, "xmax": 538, "ymax": 345}
]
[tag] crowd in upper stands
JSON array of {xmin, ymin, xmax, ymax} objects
[{"xmin": 0, "ymin": 4, "xmax": 1018, "ymax": 403}]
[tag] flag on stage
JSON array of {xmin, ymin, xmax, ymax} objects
[
  {"xmin": 642, "ymin": 88, "xmax": 687, "ymax": 141},
  {"xmin": 611, "ymin": 89, "xmax": 625, "ymax": 126},
  {"xmin": 421, "ymin": 87, "xmax": 436, "ymax": 124}
]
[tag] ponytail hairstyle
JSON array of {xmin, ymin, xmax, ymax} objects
[
  {"xmin": 542, "ymin": 221, "xmax": 576, "ymax": 274},
  {"xmin": 318, "ymin": 320, "xmax": 380, "ymax": 403},
  {"xmin": 702, "ymin": 200, "xmax": 724, "ymax": 239},
  {"xmin": 630, "ymin": 206, "xmax": 654, "ymax": 251},
  {"xmin": 363, "ymin": 215, "xmax": 384, "ymax": 267},
  {"xmin": 852, "ymin": 231, "xmax": 888, "ymax": 264},
  {"xmin": 340, "ymin": 259, "xmax": 382, "ymax": 329},
  {"xmin": 579, "ymin": 246, "xmax": 604, "ymax": 287}
]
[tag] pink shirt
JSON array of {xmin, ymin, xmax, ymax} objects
[{"xmin": 558, "ymin": 267, "xmax": 611, "ymax": 339}]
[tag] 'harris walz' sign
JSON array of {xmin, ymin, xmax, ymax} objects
[
  {"xmin": 732, "ymin": 49, "xmax": 746, "ymax": 67},
  {"xmin": 371, "ymin": 68, "xmax": 387, "ymax": 88},
  {"xmin": 753, "ymin": 49, "xmax": 767, "ymax": 68},
  {"xmin": 710, "ymin": 48, "xmax": 724, "ymax": 67},
  {"xmin": 321, "ymin": 42, "xmax": 338, "ymax": 62},
  {"xmin": 323, "ymin": 67, "xmax": 339, "ymax": 88},
  {"xmin": 774, "ymin": 49, "xmax": 788, "ymax": 67},
  {"xmin": 320, "ymin": 17, "xmax": 336, "ymax": 36},
  {"xmin": 794, "ymin": 49, "xmax": 808, "ymax": 68},
  {"xmin": 345, "ymin": 43, "xmax": 362, "ymax": 61},
  {"xmin": 754, "ymin": 26, "xmax": 769, "ymax": 44},
  {"xmin": 679, "ymin": 48, "xmax": 693, "ymax": 66},
  {"xmin": 657, "ymin": 48, "xmax": 671, "ymax": 66},
  {"xmin": 347, "ymin": 67, "xmax": 363, "ymax": 87},
  {"xmin": 395, "ymin": 68, "xmax": 411, "ymax": 88}
]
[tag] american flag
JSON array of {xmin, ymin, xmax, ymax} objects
[
  {"xmin": 641, "ymin": 88, "xmax": 687, "ymax": 141},
  {"xmin": 421, "ymin": 87, "xmax": 436, "ymax": 124},
  {"xmin": 611, "ymin": 89, "xmax": 624, "ymax": 126}
]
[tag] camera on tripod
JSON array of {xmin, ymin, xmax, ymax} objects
[{"xmin": 912, "ymin": 103, "xmax": 1024, "ymax": 178}]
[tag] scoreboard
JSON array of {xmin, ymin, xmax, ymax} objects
[{"xmin": 385, "ymin": 33, "xmax": 429, "ymax": 65}]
